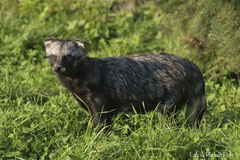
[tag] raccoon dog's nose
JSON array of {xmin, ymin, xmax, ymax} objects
[
  {"xmin": 53, "ymin": 66, "xmax": 61, "ymax": 72},
  {"xmin": 53, "ymin": 65, "xmax": 66, "ymax": 73}
]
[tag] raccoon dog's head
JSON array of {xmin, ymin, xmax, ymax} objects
[{"xmin": 44, "ymin": 37, "xmax": 86, "ymax": 76}]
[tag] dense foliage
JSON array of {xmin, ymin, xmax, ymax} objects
[{"xmin": 0, "ymin": 0, "xmax": 239, "ymax": 159}]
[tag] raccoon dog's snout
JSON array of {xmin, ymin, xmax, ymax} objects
[{"xmin": 53, "ymin": 65, "xmax": 66, "ymax": 73}]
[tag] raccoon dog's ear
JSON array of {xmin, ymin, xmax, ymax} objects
[
  {"xmin": 44, "ymin": 37, "xmax": 57, "ymax": 48},
  {"xmin": 73, "ymin": 39, "xmax": 87, "ymax": 49}
]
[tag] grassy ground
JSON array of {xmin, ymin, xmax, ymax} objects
[{"xmin": 1, "ymin": 0, "xmax": 240, "ymax": 159}]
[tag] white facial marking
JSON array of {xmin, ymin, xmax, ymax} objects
[
  {"xmin": 75, "ymin": 41, "xmax": 85, "ymax": 49},
  {"xmin": 60, "ymin": 67, "xmax": 66, "ymax": 72},
  {"xmin": 46, "ymin": 41, "xmax": 83, "ymax": 57}
]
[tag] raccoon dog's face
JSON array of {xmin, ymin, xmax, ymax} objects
[{"xmin": 44, "ymin": 37, "xmax": 86, "ymax": 76}]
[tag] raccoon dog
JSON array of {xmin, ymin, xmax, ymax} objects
[{"xmin": 44, "ymin": 38, "xmax": 206, "ymax": 128}]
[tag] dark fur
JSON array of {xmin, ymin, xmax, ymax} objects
[{"xmin": 44, "ymin": 38, "xmax": 207, "ymax": 128}]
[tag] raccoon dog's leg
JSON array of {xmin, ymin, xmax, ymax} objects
[{"xmin": 185, "ymin": 95, "xmax": 206, "ymax": 127}]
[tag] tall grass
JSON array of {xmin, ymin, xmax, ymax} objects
[{"xmin": 0, "ymin": 0, "xmax": 239, "ymax": 159}]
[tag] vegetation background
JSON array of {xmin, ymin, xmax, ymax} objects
[{"xmin": 0, "ymin": 0, "xmax": 239, "ymax": 159}]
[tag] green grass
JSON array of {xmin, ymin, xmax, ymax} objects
[{"xmin": 1, "ymin": 0, "xmax": 240, "ymax": 159}]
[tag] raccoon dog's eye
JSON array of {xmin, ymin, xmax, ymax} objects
[
  {"xmin": 48, "ymin": 55, "xmax": 57, "ymax": 60},
  {"xmin": 65, "ymin": 55, "xmax": 72, "ymax": 61},
  {"xmin": 47, "ymin": 55, "xmax": 57, "ymax": 66}
]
